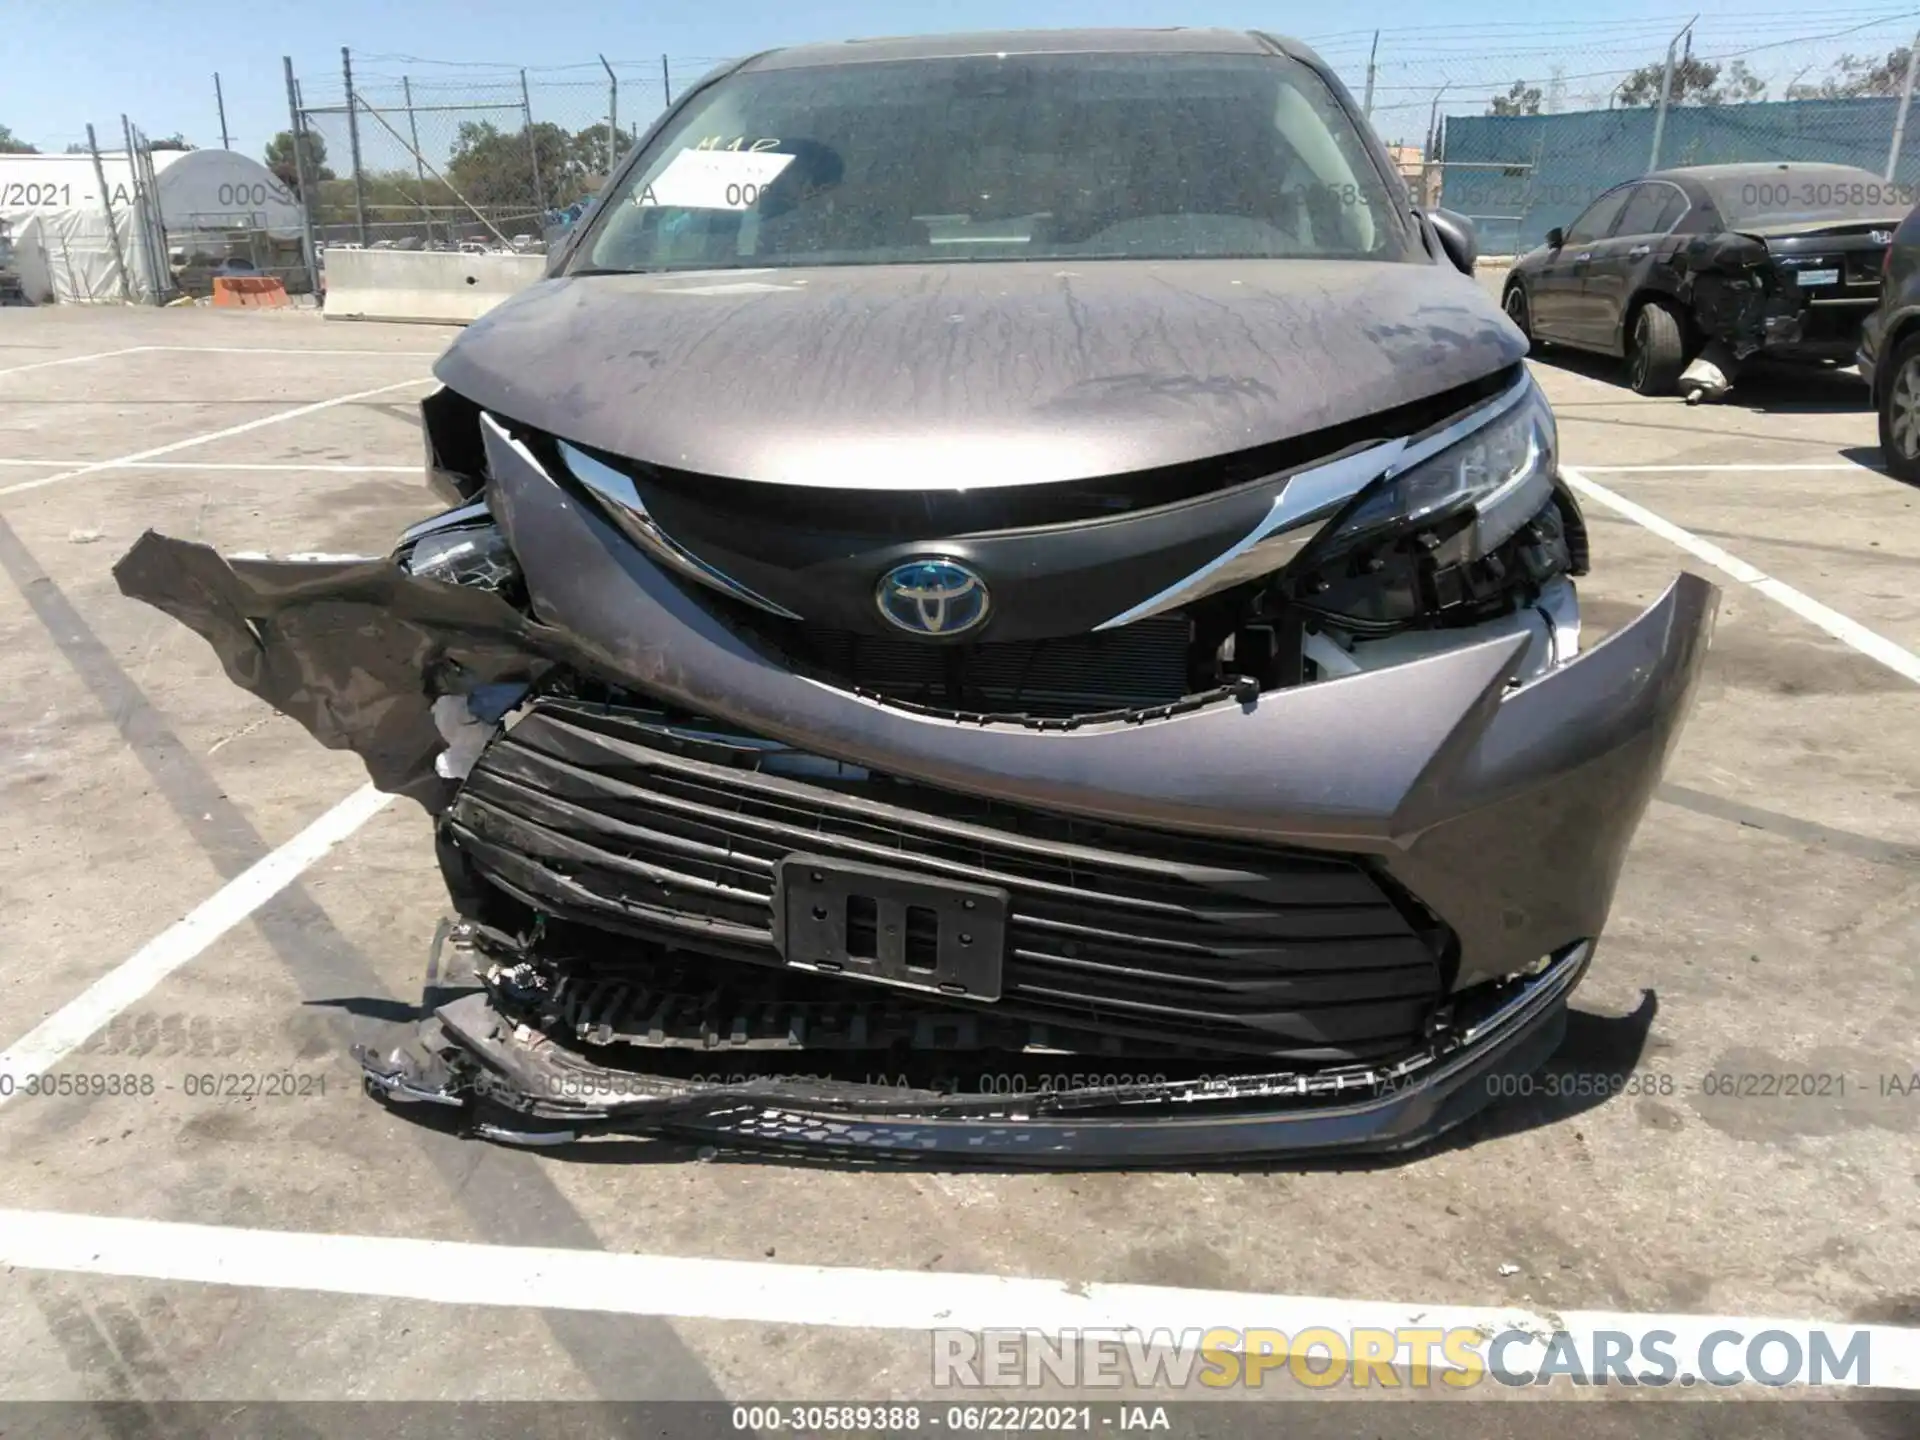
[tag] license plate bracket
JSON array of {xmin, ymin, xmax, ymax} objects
[{"xmin": 773, "ymin": 856, "xmax": 1008, "ymax": 1001}]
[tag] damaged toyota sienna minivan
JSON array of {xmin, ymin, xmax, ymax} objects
[{"xmin": 117, "ymin": 29, "xmax": 1716, "ymax": 1164}]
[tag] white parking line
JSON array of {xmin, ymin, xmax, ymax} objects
[
  {"xmin": 1563, "ymin": 466, "xmax": 1920, "ymax": 686},
  {"xmin": 0, "ymin": 785, "xmax": 392, "ymax": 1102},
  {"xmin": 1576, "ymin": 463, "xmax": 1882, "ymax": 474},
  {"xmin": 0, "ymin": 377, "xmax": 434, "ymax": 499},
  {"xmin": 0, "ymin": 345, "xmax": 440, "ymax": 374},
  {"xmin": 0, "ymin": 459, "xmax": 419, "ymax": 474},
  {"xmin": 0, "ymin": 1207, "xmax": 1910, "ymax": 1390},
  {"xmin": 135, "ymin": 346, "xmax": 445, "ymax": 358},
  {"xmin": 0, "ymin": 346, "xmax": 147, "ymax": 379}
]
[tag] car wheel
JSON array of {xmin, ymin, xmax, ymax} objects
[
  {"xmin": 1877, "ymin": 334, "xmax": 1920, "ymax": 482},
  {"xmin": 1627, "ymin": 301, "xmax": 1687, "ymax": 396},
  {"xmin": 1503, "ymin": 283, "xmax": 1535, "ymax": 344}
]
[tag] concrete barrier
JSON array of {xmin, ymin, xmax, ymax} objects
[{"xmin": 322, "ymin": 248, "xmax": 546, "ymax": 325}]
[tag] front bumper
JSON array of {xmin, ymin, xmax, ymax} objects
[
  {"xmin": 360, "ymin": 939, "xmax": 1593, "ymax": 1165},
  {"xmin": 114, "ymin": 421, "xmax": 1717, "ymax": 1161},
  {"xmin": 472, "ymin": 425, "xmax": 1715, "ymax": 995}
]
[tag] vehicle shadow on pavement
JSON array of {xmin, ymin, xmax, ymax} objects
[
  {"xmin": 1528, "ymin": 345, "xmax": 1869, "ymax": 414},
  {"xmin": 1838, "ymin": 443, "xmax": 1912, "ymax": 484},
  {"xmin": 338, "ymin": 992, "xmax": 1661, "ymax": 1175}
]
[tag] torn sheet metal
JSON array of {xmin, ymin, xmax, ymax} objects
[{"xmin": 112, "ymin": 531, "xmax": 566, "ymax": 809}]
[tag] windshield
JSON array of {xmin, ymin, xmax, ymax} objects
[
  {"xmin": 575, "ymin": 51, "xmax": 1409, "ymax": 273},
  {"xmin": 1703, "ymin": 168, "xmax": 1907, "ymax": 229}
]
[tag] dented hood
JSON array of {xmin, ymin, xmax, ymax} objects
[{"xmin": 433, "ymin": 259, "xmax": 1524, "ymax": 490}]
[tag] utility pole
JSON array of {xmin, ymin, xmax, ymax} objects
[
  {"xmin": 1887, "ymin": 31, "xmax": 1920, "ymax": 182},
  {"xmin": 1362, "ymin": 31, "xmax": 1379, "ymax": 119},
  {"xmin": 214, "ymin": 73, "xmax": 231, "ymax": 150},
  {"xmin": 1648, "ymin": 17, "xmax": 1695, "ymax": 173},
  {"xmin": 601, "ymin": 54, "xmax": 619, "ymax": 174},
  {"xmin": 662, "ymin": 54, "xmax": 673, "ymax": 108},
  {"xmin": 342, "ymin": 47, "xmax": 368, "ymax": 247},
  {"xmin": 521, "ymin": 68, "xmax": 546, "ymax": 214}
]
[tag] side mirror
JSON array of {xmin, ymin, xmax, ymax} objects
[
  {"xmin": 1546, "ymin": 226, "xmax": 1566, "ymax": 250},
  {"xmin": 1428, "ymin": 209, "xmax": 1478, "ymax": 275}
]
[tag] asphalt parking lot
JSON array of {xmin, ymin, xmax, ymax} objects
[{"xmin": 0, "ymin": 298, "xmax": 1917, "ymax": 1430}]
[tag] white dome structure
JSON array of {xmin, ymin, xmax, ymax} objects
[{"xmin": 146, "ymin": 148, "xmax": 306, "ymax": 239}]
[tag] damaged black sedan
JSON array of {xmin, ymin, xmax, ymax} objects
[
  {"xmin": 1504, "ymin": 162, "xmax": 1903, "ymax": 400},
  {"xmin": 116, "ymin": 29, "xmax": 1716, "ymax": 1165}
]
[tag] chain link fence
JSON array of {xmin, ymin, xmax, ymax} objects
[
  {"xmin": 269, "ymin": 18, "xmax": 1920, "ymax": 279},
  {"xmin": 1312, "ymin": 10, "xmax": 1920, "ymax": 255},
  {"xmin": 287, "ymin": 52, "xmax": 724, "ymax": 257}
]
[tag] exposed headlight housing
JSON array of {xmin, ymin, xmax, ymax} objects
[{"xmin": 1322, "ymin": 376, "xmax": 1558, "ymax": 560}]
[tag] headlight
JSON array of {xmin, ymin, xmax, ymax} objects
[{"xmin": 1322, "ymin": 377, "xmax": 1558, "ymax": 557}]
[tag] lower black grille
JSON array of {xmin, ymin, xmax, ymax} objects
[
  {"xmin": 446, "ymin": 700, "xmax": 1448, "ymax": 1060},
  {"xmin": 768, "ymin": 613, "xmax": 1194, "ymax": 720}
]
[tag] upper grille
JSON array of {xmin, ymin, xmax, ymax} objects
[{"xmin": 446, "ymin": 700, "xmax": 1448, "ymax": 1061}]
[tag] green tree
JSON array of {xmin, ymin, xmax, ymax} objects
[
  {"xmin": 1788, "ymin": 48, "xmax": 1913, "ymax": 100},
  {"xmin": 1618, "ymin": 56, "xmax": 1723, "ymax": 107},
  {"xmin": 1709, "ymin": 61, "xmax": 1768, "ymax": 104},
  {"xmin": 446, "ymin": 120, "xmax": 600, "ymax": 209},
  {"xmin": 1618, "ymin": 55, "xmax": 1767, "ymax": 106},
  {"xmin": 148, "ymin": 132, "xmax": 194, "ymax": 151},
  {"xmin": 1488, "ymin": 80, "xmax": 1543, "ymax": 116},
  {"xmin": 0, "ymin": 123, "xmax": 38, "ymax": 154},
  {"xmin": 263, "ymin": 130, "xmax": 334, "ymax": 194}
]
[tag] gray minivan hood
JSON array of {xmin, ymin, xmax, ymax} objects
[{"xmin": 435, "ymin": 259, "xmax": 1524, "ymax": 490}]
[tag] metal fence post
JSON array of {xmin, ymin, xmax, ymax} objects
[
  {"xmin": 283, "ymin": 57, "xmax": 321, "ymax": 291},
  {"xmin": 1887, "ymin": 35, "xmax": 1920, "ymax": 183},
  {"xmin": 343, "ymin": 47, "xmax": 369, "ymax": 247},
  {"xmin": 602, "ymin": 54, "xmax": 619, "ymax": 173},
  {"xmin": 86, "ymin": 124, "xmax": 135, "ymax": 304},
  {"xmin": 521, "ymin": 69, "xmax": 546, "ymax": 214},
  {"xmin": 122, "ymin": 113, "xmax": 165, "ymax": 303},
  {"xmin": 1648, "ymin": 21, "xmax": 1692, "ymax": 173},
  {"xmin": 403, "ymin": 76, "xmax": 434, "ymax": 245}
]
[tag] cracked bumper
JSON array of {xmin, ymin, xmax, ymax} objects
[
  {"xmin": 115, "ymin": 420, "xmax": 1717, "ymax": 1161},
  {"xmin": 359, "ymin": 940, "xmax": 1593, "ymax": 1165}
]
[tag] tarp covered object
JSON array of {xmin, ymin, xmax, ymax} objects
[{"xmin": 4, "ymin": 198, "xmax": 167, "ymax": 305}]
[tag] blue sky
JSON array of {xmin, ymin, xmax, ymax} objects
[{"xmin": 9, "ymin": 0, "xmax": 1920, "ymax": 159}]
